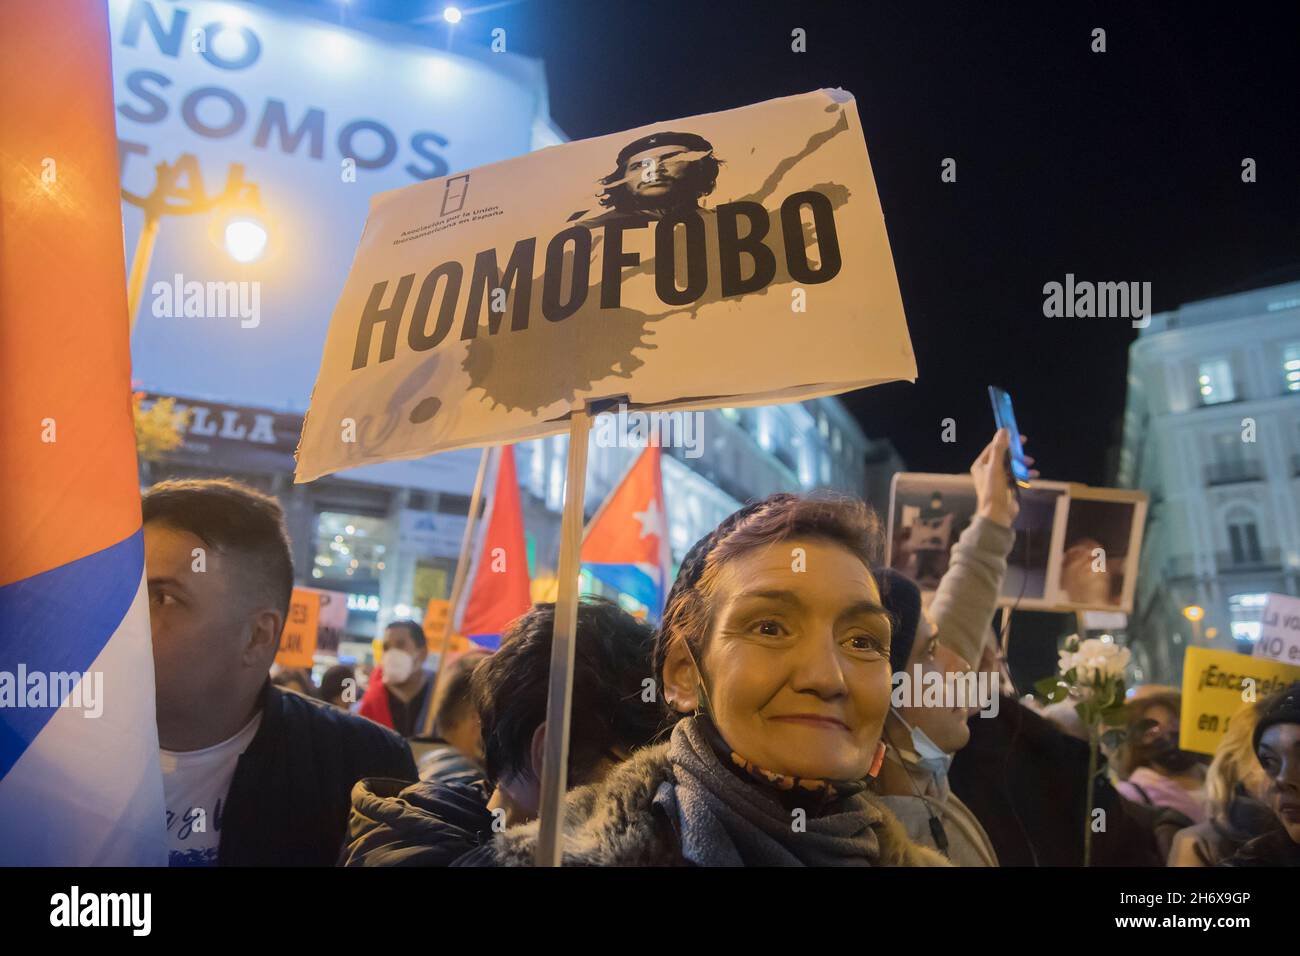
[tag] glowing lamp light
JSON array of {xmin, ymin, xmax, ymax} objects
[
  {"xmin": 1183, "ymin": 605, "xmax": 1204, "ymax": 622},
  {"xmin": 1205, "ymin": 627, "xmax": 1219, "ymax": 639},
  {"xmin": 443, "ymin": 6, "xmax": 462, "ymax": 23},
  {"xmin": 224, "ymin": 217, "xmax": 268, "ymax": 263}
]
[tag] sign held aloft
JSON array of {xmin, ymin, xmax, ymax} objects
[
  {"xmin": 1253, "ymin": 592, "xmax": 1300, "ymax": 666},
  {"xmin": 295, "ymin": 89, "xmax": 916, "ymax": 482}
]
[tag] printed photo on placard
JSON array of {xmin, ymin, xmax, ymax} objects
[
  {"xmin": 886, "ymin": 473, "xmax": 1068, "ymax": 609},
  {"xmin": 1053, "ymin": 486, "xmax": 1147, "ymax": 614}
]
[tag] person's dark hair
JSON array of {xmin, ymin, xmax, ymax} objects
[
  {"xmin": 1253, "ymin": 680, "xmax": 1300, "ymax": 755},
  {"xmin": 652, "ymin": 492, "xmax": 883, "ymax": 720},
  {"xmin": 385, "ymin": 619, "xmax": 426, "ymax": 652},
  {"xmin": 597, "ymin": 130, "xmax": 722, "ymax": 212},
  {"xmin": 874, "ymin": 568, "xmax": 922, "ymax": 674},
  {"xmin": 432, "ymin": 650, "xmax": 488, "ymax": 736},
  {"xmin": 141, "ymin": 478, "xmax": 293, "ymax": 618},
  {"xmin": 472, "ymin": 598, "xmax": 661, "ymax": 787},
  {"xmin": 319, "ymin": 664, "xmax": 355, "ymax": 704}
]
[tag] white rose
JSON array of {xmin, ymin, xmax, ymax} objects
[{"xmin": 1072, "ymin": 638, "xmax": 1130, "ymax": 684}]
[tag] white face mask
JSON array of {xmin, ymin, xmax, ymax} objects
[{"xmin": 381, "ymin": 649, "xmax": 414, "ymax": 685}]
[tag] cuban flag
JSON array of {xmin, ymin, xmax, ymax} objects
[
  {"xmin": 453, "ymin": 445, "xmax": 533, "ymax": 651},
  {"xmin": 581, "ymin": 446, "xmax": 672, "ymax": 622},
  {"xmin": 0, "ymin": 1, "xmax": 166, "ymax": 864}
]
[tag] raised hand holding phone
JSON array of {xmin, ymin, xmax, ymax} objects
[{"xmin": 971, "ymin": 429, "xmax": 1037, "ymax": 528}]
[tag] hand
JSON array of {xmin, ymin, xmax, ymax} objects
[{"xmin": 970, "ymin": 429, "xmax": 1037, "ymax": 528}]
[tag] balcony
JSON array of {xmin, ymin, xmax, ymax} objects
[{"xmin": 1204, "ymin": 460, "xmax": 1264, "ymax": 485}]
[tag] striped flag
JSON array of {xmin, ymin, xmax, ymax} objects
[
  {"xmin": 0, "ymin": 0, "xmax": 166, "ymax": 864},
  {"xmin": 581, "ymin": 446, "xmax": 672, "ymax": 622}
]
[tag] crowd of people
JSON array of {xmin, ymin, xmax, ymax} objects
[{"xmin": 144, "ymin": 429, "xmax": 1300, "ymax": 867}]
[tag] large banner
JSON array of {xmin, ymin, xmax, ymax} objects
[{"xmin": 295, "ymin": 89, "xmax": 916, "ymax": 482}]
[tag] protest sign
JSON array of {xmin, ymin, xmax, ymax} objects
[
  {"xmin": 294, "ymin": 88, "xmax": 915, "ymax": 482},
  {"xmin": 1179, "ymin": 645, "xmax": 1300, "ymax": 755},
  {"xmin": 1253, "ymin": 592, "xmax": 1300, "ymax": 666},
  {"xmin": 296, "ymin": 88, "xmax": 917, "ymax": 865},
  {"xmin": 276, "ymin": 587, "xmax": 321, "ymax": 668}
]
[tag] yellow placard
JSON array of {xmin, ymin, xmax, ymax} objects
[
  {"xmin": 423, "ymin": 599, "xmax": 471, "ymax": 655},
  {"xmin": 1179, "ymin": 646, "xmax": 1300, "ymax": 755},
  {"xmin": 423, "ymin": 599, "xmax": 451, "ymax": 642},
  {"xmin": 276, "ymin": 587, "xmax": 321, "ymax": 668}
]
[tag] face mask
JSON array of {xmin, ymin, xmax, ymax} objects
[
  {"xmin": 892, "ymin": 709, "xmax": 954, "ymax": 783},
  {"xmin": 381, "ymin": 649, "xmax": 414, "ymax": 685}
]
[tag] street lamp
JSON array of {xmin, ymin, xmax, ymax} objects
[
  {"xmin": 1183, "ymin": 604, "xmax": 1204, "ymax": 643},
  {"xmin": 222, "ymin": 215, "xmax": 269, "ymax": 263},
  {"xmin": 122, "ymin": 160, "xmax": 266, "ymax": 329}
]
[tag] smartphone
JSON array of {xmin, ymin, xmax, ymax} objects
[{"xmin": 988, "ymin": 386, "xmax": 1031, "ymax": 488}]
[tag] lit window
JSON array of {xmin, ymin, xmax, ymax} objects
[
  {"xmin": 1228, "ymin": 592, "xmax": 1267, "ymax": 642},
  {"xmin": 1285, "ymin": 345, "xmax": 1300, "ymax": 392},
  {"xmin": 1197, "ymin": 358, "xmax": 1235, "ymax": 405}
]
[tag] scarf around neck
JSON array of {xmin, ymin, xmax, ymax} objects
[{"xmin": 654, "ymin": 717, "xmax": 887, "ymax": 866}]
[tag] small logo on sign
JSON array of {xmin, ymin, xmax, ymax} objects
[{"xmin": 441, "ymin": 174, "xmax": 470, "ymax": 216}]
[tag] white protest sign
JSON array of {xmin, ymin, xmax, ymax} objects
[
  {"xmin": 1253, "ymin": 592, "xmax": 1300, "ymax": 666},
  {"xmin": 294, "ymin": 88, "xmax": 916, "ymax": 482}
]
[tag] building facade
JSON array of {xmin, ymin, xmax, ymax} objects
[
  {"xmin": 141, "ymin": 393, "xmax": 903, "ymax": 651},
  {"xmin": 1117, "ymin": 280, "xmax": 1300, "ymax": 684}
]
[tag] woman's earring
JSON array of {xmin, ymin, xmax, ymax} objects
[{"xmin": 867, "ymin": 740, "xmax": 887, "ymax": 778}]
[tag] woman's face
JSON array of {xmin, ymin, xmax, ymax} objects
[
  {"xmin": 669, "ymin": 537, "xmax": 893, "ymax": 780},
  {"xmin": 1257, "ymin": 723, "xmax": 1300, "ymax": 843}
]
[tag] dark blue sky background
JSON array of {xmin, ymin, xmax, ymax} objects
[{"xmin": 310, "ymin": 0, "xmax": 1300, "ymax": 486}]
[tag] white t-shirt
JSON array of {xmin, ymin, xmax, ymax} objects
[{"xmin": 160, "ymin": 713, "xmax": 263, "ymax": 867}]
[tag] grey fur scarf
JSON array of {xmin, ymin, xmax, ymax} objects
[{"xmin": 485, "ymin": 718, "xmax": 950, "ymax": 867}]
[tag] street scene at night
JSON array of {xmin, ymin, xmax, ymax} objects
[{"xmin": 2, "ymin": 0, "xmax": 1299, "ymax": 935}]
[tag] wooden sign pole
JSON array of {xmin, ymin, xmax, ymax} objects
[{"xmin": 534, "ymin": 405, "xmax": 593, "ymax": 866}]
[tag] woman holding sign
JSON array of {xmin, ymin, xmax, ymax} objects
[{"xmin": 470, "ymin": 494, "xmax": 947, "ymax": 866}]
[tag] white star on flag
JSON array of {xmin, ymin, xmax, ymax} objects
[{"xmin": 633, "ymin": 500, "xmax": 663, "ymax": 541}]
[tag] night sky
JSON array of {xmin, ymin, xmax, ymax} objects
[{"xmin": 328, "ymin": 0, "xmax": 1300, "ymax": 487}]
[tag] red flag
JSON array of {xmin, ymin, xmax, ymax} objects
[{"xmin": 457, "ymin": 445, "xmax": 531, "ymax": 644}]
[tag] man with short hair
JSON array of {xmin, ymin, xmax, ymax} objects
[
  {"xmin": 359, "ymin": 620, "xmax": 434, "ymax": 738},
  {"xmin": 343, "ymin": 599, "xmax": 663, "ymax": 866},
  {"xmin": 144, "ymin": 478, "xmax": 415, "ymax": 866}
]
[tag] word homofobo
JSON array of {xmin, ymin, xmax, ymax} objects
[{"xmin": 350, "ymin": 191, "xmax": 843, "ymax": 370}]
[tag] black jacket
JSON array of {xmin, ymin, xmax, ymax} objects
[
  {"xmin": 1221, "ymin": 829, "xmax": 1300, "ymax": 867},
  {"xmin": 948, "ymin": 697, "xmax": 1165, "ymax": 866},
  {"xmin": 343, "ymin": 776, "xmax": 495, "ymax": 866},
  {"xmin": 217, "ymin": 683, "xmax": 417, "ymax": 866}
]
